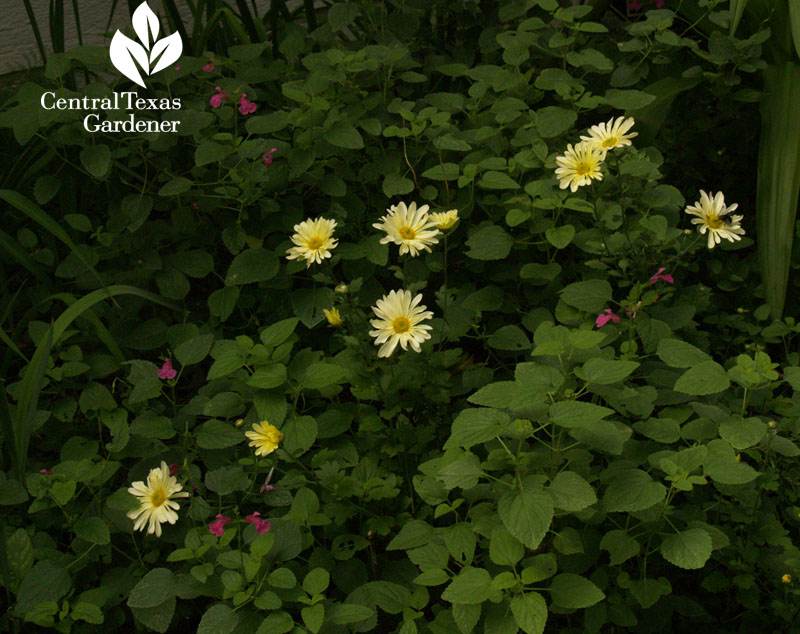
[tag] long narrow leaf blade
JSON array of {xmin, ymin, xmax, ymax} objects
[
  {"xmin": 757, "ymin": 62, "xmax": 800, "ymax": 318},
  {"xmin": 729, "ymin": 0, "xmax": 751, "ymax": 36}
]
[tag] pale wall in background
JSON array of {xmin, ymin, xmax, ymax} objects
[{"xmin": 0, "ymin": 0, "xmax": 275, "ymax": 75}]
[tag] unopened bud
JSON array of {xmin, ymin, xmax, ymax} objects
[{"xmin": 335, "ymin": 283, "xmax": 349, "ymax": 294}]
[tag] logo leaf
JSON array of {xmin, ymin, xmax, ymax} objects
[
  {"xmin": 149, "ymin": 32, "xmax": 183, "ymax": 75},
  {"xmin": 132, "ymin": 1, "xmax": 160, "ymax": 50},
  {"xmin": 109, "ymin": 31, "xmax": 149, "ymax": 88}
]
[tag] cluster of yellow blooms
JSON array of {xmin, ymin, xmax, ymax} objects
[
  {"xmin": 284, "ymin": 202, "xmax": 459, "ymax": 358},
  {"xmin": 555, "ymin": 116, "xmax": 744, "ymax": 248}
]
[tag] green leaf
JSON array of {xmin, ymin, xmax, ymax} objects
[
  {"xmin": 268, "ymin": 567, "xmax": 297, "ymax": 589},
  {"xmin": 674, "ymin": 361, "xmax": 730, "ymax": 395},
  {"xmin": 548, "ymin": 573, "xmax": 605, "ymax": 609},
  {"xmin": 325, "ymin": 121, "xmax": 364, "ymax": 149},
  {"xmin": 205, "ymin": 466, "xmax": 249, "ymax": 496},
  {"xmin": 302, "ymin": 363, "xmax": 348, "ymax": 389},
  {"xmin": 478, "ymin": 171, "xmax": 520, "ymax": 189},
  {"xmin": 445, "ymin": 408, "xmax": 510, "ymax": 449},
  {"xmin": 158, "ymin": 177, "xmax": 192, "ymax": 196},
  {"xmin": 247, "ymin": 364, "xmax": 288, "ymax": 389},
  {"xmin": 511, "ymin": 592, "xmax": 548, "ymax": 634},
  {"xmin": 79, "ymin": 145, "xmax": 111, "ymax": 178},
  {"xmin": 6, "ymin": 528, "xmax": 34, "ymax": 592},
  {"xmin": 465, "ymin": 225, "xmax": 514, "ymax": 260},
  {"xmin": 498, "ymin": 490, "xmax": 553, "ymax": 550},
  {"xmin": 437, "ymin": 453, "xmax": 482, "ymax": 490},
  {"xmin": 73, "ymin": 516, "xmax": 110, "ymax": 545},
  {"xmin": 174, "ymin": 334, "xmax": 213, "ymax": 366},
  {"xmin": 600, "ymin": 530, "xmax": 640, "ymax": 565},
  {"xmin": 703, "ymin": 439, "xmax": 759, "ymax": 484},
  {"xmin": 387, "ymin": 520, "xmax": 435, "ymax": 551},
  {"xmin": 490, "ymin": 527, "xmax": 525, "ymax": 566},
  {"xmin": 303, "ymin": 568, "xmax": 330, "ymax": 595},
  {"xmin": 656, "ymin": 339, "xmax": 712, "ymax": 368},
  {"xmin": 488, "ymin": 325, "xmax": 530, "ymax": 351},
  {"xmin": 302, "ymin": 604, "xmax": 325, "ymax": 633},
  {"xmin": 660, "ymin": 529, "xmax": 712, "ymax": 570},
  {"xmin": 195, "ymin": 420, "xmax": 243, "ymax": 449},
  {"xmin": 441, "ymin": 567, "xmax": 492, "ymax": 604},
  {"xmin": 383, "ymin": 173, "xmax": 415, "ymax": 197},
  {"xmin": 580, "ymin": 359, "xmax": 639, "ymax": 384},
  {"xmin": 282, "ymin": 415, "xmax": 317, "ymax": 456},
  {"xmin": 197, "ymin": 604, "xmax": 239, "ymax": 634},
  {"xmin": 604, "ymin": 88, "xmax": 656, "ymax": 110},
  {"xmin": 536, "ymin": 106, "xmax": 577, "ymax": 138},
  {"xmin": 545, "ymin": 225, "xmax": 575, "ymax": 248},
  {"xmin": 547, "ymin": 471, "xmax": 596, "ymax": 512},
  {"xmin": 560, "ymin": 280, "xmax": 612, "ymax": 312},
  {"xmin": 127, "ymin": 568, "xmax": 175, "ymax": 609},
  {"xmin": 719, "ymin": 416, "xmax": 767, "ymax": 450},
  {"xmin": 328, "ymin": 603, "xmax": 374, "ymax": 624},
  {"xmin": 71, "ymin": 602, "xmax": 104, "ymax": 624},
  {"xmin": 260, "ymin": 318, "xmax": 299, "ymax": 347},
  {"xmin": 245, "ymin": 111, "xmax": 288, "ymax": 134},
  {"xmin": 226, "ymin": 248, "xmax": 279, "ymax": 285},
  {"xmin": 603, "ymin": 469, "xmax": 666, "ymax": 512},
  {"xmin": 195, "ymin": 140, "xmax": 232, "ymax": 166},
  {"xmin": 422, "ymin": 163, "xmax": 459, "ymax": 181},
  {"xmin": 629, "ymin": 576, "xmax": 671, "ymax": 609},
  {"xmin": 15, "ymin": 561, "xmax": 70, "ymax": 616},
  {"xmin": 549, "ymin": 401, "xmax": 613, "ymax": 428}
]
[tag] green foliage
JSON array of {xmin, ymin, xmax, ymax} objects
[{"xmin": 1, "ymin": 1, "xmax": 799, "ymax": 633}]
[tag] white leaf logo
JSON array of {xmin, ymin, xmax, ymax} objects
[{"xmin": 109, "ymin": 1, "xmax": 183, "ymax": 88}]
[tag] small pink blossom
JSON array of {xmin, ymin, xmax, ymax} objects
[
  {"xmin": 262, "ymin": 148, "xmax": 278, "ymax": 167},
  {"xmin": 625, "ymin": 301, "xmax": 643, "ymax": 320},
  {"xmin": 210, "ymin": 86, "xmax": 228, "ymax": 108},
  {"xmin": 190, "ymin": 202, "xmax": 199, "ymax": 211},
  {"xmin": 596, "ymin": 309, "xmax": 621, "ymax": 328},
  {"xmin": 202, "ymin": 62, "xmax": 215, "ymax": 72},
  {"xmin": 655, "ymin": 0, "xmax": 665, "ymax": 7},
  {"xmin": 157, "ymin": 358, "xmax": 177, "ymax": 380},
  {"xmin": 246, "ymin": 511, "xmax": 271, "ymax": 534},
  {"xmin": 174, "ymin": 66, "xmax": 181, "ymax": 71},
  {"xmin": 649, "ymin": 267, "xmax": 674, "ymax": 285},
  {"xmin": 629, "ymin": 0, "xmax": 642, "ymax": 10},
  {"xmin": 169, "ymin": 463, "xmax": 180, "ymax": 477},
  {"xmin": 260, "ymin": 467, "xmax": 276, "ymax": 493},
  {"xmin": 40, "ymin": 468, "xmax": 53, "ymax": 476},
  {"xmin": 238, "ymin": 93, "xmax": 257, "ymax": 115},
  {"xmin": 209, "ymin": 514, "xmax": 230, "ymax": 537}
]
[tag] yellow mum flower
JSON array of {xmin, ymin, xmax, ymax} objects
[
  {"xmin": 555, "ymin": 142, "xmax": 604, "ymax": 192},
  {"xmin": 245, "ymin": 421, "xmax": 284, "ymax": 457},
  {"xmin": 430, "ymin": 209, "xmax": 459, "ymax": 230},
  {"xmin": 684, "ymin": 190, "xmax": 745, "ymax": 249},
  {"xmin": 580, "ymin": 116, "xmax": 638, "ymax": 156},
  {"xmin": 373, "ymin": 201, "xmax": 440, "ymax": 256},
  {"xmin": 127, "ymin": 461, "xmax": 189, "ymax": 538},
  {"xmin": 323, "ymin": 307, "xmax": 343, "ymax": 327},
  {"xmin": 369, "ymin": 289, "xmax": 433, "ymax": 358},
  {"xmin": 782, "ymin": 574, "xmax": 792, "ymax": 584},
  {"xmin": 285, "ymin": 217, "xmax": 338, "ymax": 267}
]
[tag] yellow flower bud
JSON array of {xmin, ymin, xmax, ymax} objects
[
  {"xmin": 323, "ymin": 307, "xmax": 343, "ymax": 327},
  {"xmin": 782, "ymin": 574, "xmax": 792, "ymax": 584}
]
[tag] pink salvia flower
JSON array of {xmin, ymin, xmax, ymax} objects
[
  {"xmin": 174, "ymin": 66, "xmax": 181, "ymax": 71},
  {"xmin": 169, "ymin": 463, "xmax": 180, "ymax": 477},
  {"xmin": 655, "ymin": 0, "xmax": 665, "ymax": 7},
  {"xmin": 260, "ymin": 467, "xmax": 276, "ymax": 493},
  {"xmin": 209, "ymin": 514, "xmax": 230, "ymax": 537},
  {"xmin": 596, "ymin": 309, "xmax": 621, "ymax": 328},
  {"xmin": 246, "ymin": 512, "xmax": 271, "ymax": 534},
  {"xmin": 190, "ymin": 202, "xmax": 199, "ymax": 211},
  {"xmin": 210, "ymin": 86, "xmax": 228, "ymax": 108},
  {"xmin": 238, "ymin": 93, "xmax": 257, "ymax": 115},
  {"xmin": 40, "ymin": 468, "xmax": 53, "ymax": 476},
  {"xmin": 157, "ymin": 358, "xmax": 177, "ymax": 380},
  {"xmin": 202, "ymin": 62, "xmax": 215, "ymax": 72},
  {"xmin": 262, "ymin": 148, "xmax": 278, "ymax": 167},
  {"xmin": 649, "ymin": 267, "xmax": 674, "ymax": 285},
  {"xmin": 629, "ymin": 0, "xmax": 642, "ymax": 10}
]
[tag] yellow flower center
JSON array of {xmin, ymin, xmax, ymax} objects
[
  {"xmin": 602, "ymin": 136, "xmax": 619, "ymax": 148},
  {"xmin": 705, "ymin": 214, "xmax": 724, "ymax": 229},
  {"xmin": 575, "ymin": 162, "xmax": 593, "ymax": 176},
  {"xmin": 399, "ymin": 226, "xmax": 416, "ymax": 240},
  {"xmin": 392, "ymin": 317, "xmax": 411, "ymax": 334},
  {"xmin": 307, "ymin": 236, "xmax": 324, "ymax": 250},
  {"xmin": 150, "ymin": 489, "xmax": 167, "ymax": 507}
]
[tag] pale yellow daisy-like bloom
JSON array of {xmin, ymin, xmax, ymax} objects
[
  {"xmin": 323, "ymin": 307, "xmax": 343, "ymax": 327},
  {"xmin": 684, "ymin": 190, "xmax": 745, "ymax": 249},
  {"xmin": 369, "ymin": 289, "xmax": 434, "ymax": 358},
  {"xmin": 127, "ymin": 461, "xmax": 189, "ymax": 538},
  {"xmin": 285, "ymin": 217, "xmax": 338, "ymax": 267},
  {"xmin": 555, "ymin": 142, "xmax": 605, "ymax": 192},
  {"xmin": 373, "ymin": 201, "xmax": 440, "ymax": 256},
  {"xmin": 580, "ymin": 116, "xmax": 638, "ymax": 156},
  {"xmin": 430, "ymin": 209, "xmax": 459, "ymax": 231},
  {"xmin": 245, "ymin": 421, "xmax": 284, "ymax": 457}
]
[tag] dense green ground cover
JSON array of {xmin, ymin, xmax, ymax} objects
[{"xmin": 0, "ymin": 0, "xmax": 799, "ymax": 632}]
